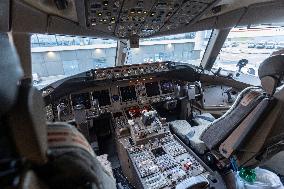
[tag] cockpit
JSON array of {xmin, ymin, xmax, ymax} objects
[{"xmin": 1, "ymin": 0, "xmax": 284, "ymax": 189}]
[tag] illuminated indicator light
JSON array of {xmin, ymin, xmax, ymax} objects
[
  {"xmin": 98, "ymin": 13, "xmax": 102, "ymax": 16},
  {"xmin": 143, "ymin": 11, "xmax": 147, "ymax": 14},
  {"xmin": 136, "ymin": 80, "xmax": 139, "ymax": 82},
  {"xmin": 137, "ymin": 10, "xmax": 142, "ymax": 14},
  {"xmin": 150, "ymin": 78, "xmax": 153, "ymax": 80},
  {"xmin": 99, "ymin": 19, "xmax": 103, "ymax": 22},
  {"xmin": 130, "ymin": 10, "xmax": 135, "ymax": 14},
  {"xmin": 143, "ymin": 78, "xmax": 145, "ymax": 81},
  {"xmin": 111, "ymin": 17, "xmax": 115, "ymax": 20},
  {"xmin": 151, "ymin": 13, "xmax": 155, "ymax": 16},
  {"xmin": 103, "ymin": 0, "xmax": 108, "ymax": 6},
  {"xmin": 103, "ymin": 19, "xmax": 107, "ymax": 22}
]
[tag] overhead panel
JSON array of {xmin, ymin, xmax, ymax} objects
[
  {"xmin": 115, "ymin": 0, "xmax": 153, "ymax": 38},
  {"xmin": 85, "ymin": 0, "xmax": 218, "ymax": 38},
  {"xmin": 86, "ymin": 0, "xmax": 123, "ymax": 34},
  {"xmin": 138, "ymin": 0, "xmax": 182, "ymax": 38},
  {"xmin": 160, "ymin": 1, "xmax": 209, "ymax": 32}
]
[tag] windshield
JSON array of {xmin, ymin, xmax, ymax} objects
[
  {"xmin": 214, "ymin": 26, "xmax": 284, "ymax": 76},
  {"xmin": 31, "ymin": 30, "xmax": 211, "ymax": 89},
  {"xmin": 125, "ymin": 30, "xmax": 211, "ymax": 66},
  {"xmin": 31, "ymin": 35, "xmax": 117, "ymax": 88}
]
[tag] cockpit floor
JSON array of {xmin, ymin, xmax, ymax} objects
[
  {"xmin": 113, "ymin": 167, "xmax": 135, "ymax": 189},
  {"xmin": 95, "ymin": 134, "xmax": 121, "ymax": 169}
]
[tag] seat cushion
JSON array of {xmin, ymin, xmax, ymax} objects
[
  {"xmin": 169, "ymin": 120, "xmax": 209, "ymax": 154},
  {"xmin": 194, "ymin": 113, "xmax": 215, "ymax": 126},
  {"xmin": 169, "ymin": 120, "xmax": 192, "ymax": 143},
  {"xmin": 185, "ymin": 125, "xmax": 210, "ymax": 154}
]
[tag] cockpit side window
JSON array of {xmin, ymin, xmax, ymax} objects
[{"xmin": 213, "ymin": 25, "xmax": 284, "ymax": 76}]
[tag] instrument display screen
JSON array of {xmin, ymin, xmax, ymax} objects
[
  {"xmin": 71, "ymin": 93, "xmax": 91, "ymax": 109},
  {"xmin": 145, "ymin": 82, "xmax": 160, "ymax": 97},
  {"xmin": 93, "ymin": 90, "xmax": 111, "ymax": 106},
  {"xmin": 120, "ymin": 86, "xmax": 137, "ymax": 102},
  {"xmin": 160, "ymin": 80, "xmax": 175, "ymax": 94}
]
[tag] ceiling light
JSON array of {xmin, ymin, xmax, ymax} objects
[
  {"xmin": 95, "ymin": 49, "xmax": 102, "ymax": 54},
  {"xmin": 47, "ymin": 51, "xmax": 55, "ymax": 58}
]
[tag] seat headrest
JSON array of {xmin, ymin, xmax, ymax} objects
[
  {"xmin": 0, "ymin": 33, "xmax": 23, "ymax": 114},
  {"xmin": 258, "ymin": 55, "xmax": 284, "ymax": 95}
]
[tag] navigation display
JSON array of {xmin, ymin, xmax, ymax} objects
[
  {"xmin": 71, "ymin": 93, "xmax": 91, "ymax": 109},
  {"xmin": 145, "ymin": 82, "xmax": 160, "ymax": 97},
  {"xmin": 160, "ymin": 80, "xmax": 175, "ymax": 94},
  {"xmin": 92, "ymin": 90, "xmax": 111, "ymax": 106},
  {"xmin": 120, "ymin": 86, "xmax": 137, "ymax": 102}
]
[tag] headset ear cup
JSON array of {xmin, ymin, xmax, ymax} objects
[{"xmin": 261, "ymin": 76, "xmax": 278, "ymax": 95}]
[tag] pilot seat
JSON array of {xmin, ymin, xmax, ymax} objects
[
  {"xmin": 170, "ymin": 86, "xmax": 265, "ymax": 155},
  {"xmin": 171, "ymin": 54, "xmax": 284, "ymax": 175}
]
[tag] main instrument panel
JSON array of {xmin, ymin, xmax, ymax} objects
[
  {"xmin": 44, "ymin": 62, "xmax": 240, "ymax": 123},
  {"xmin": 47, "ymin": 77, "xmax": 177, "ymax": 122},
  {"xmin": 44, "ymin": 62, "xmax": 177, "ymax": 122}
]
